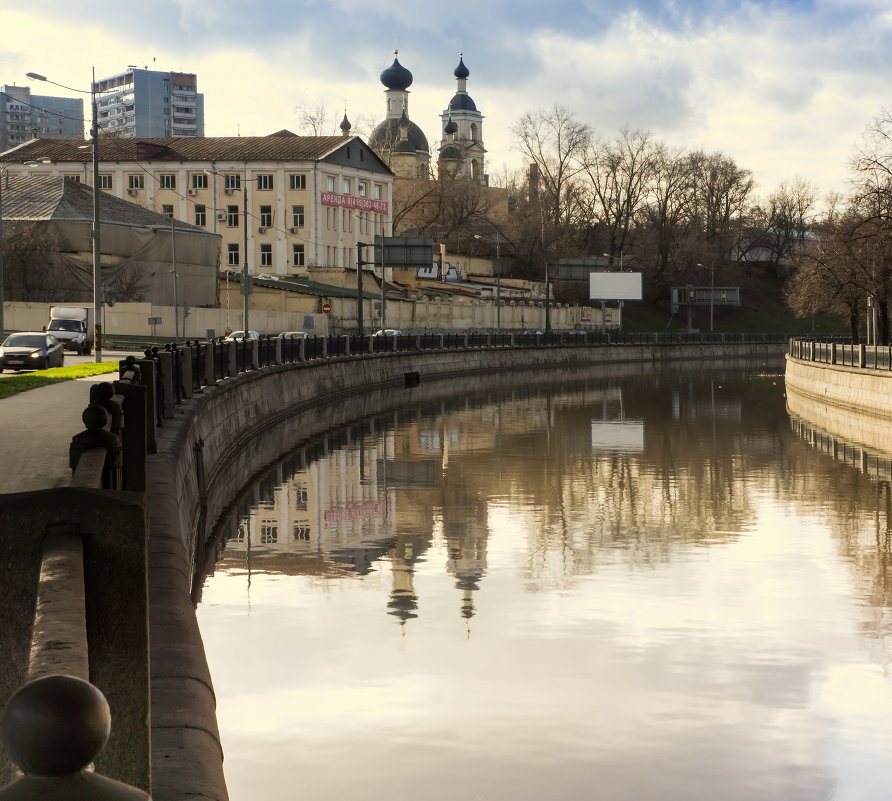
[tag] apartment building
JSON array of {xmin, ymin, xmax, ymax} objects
[
  {"xmin": 0, "ymin": 85, "xmax": 84, "ymax": 151},
  {"xmin": 92, "ymin": 68, "xmax": 204, "ymax": 138},
  {"xmin": 2, "ymin": 133, "xmax": 394, "ymax": 277}
]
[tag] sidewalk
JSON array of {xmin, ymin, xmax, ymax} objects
[{"xmin": 0, "ymin": 375, "xmax": 117, "ymax": 493}]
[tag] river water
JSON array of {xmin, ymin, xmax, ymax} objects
[{"xmin": 196, "ymin": 363, "xmax": 892, "ymax": 801}]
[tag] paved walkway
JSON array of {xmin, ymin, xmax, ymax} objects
[{"xmin": 0, "ymin": 375, "xmax": 116, "ymax": 493}]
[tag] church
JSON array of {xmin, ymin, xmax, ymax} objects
[{"xmin": 367, "ymin": 51, "xmax": 488, "ymax": 185}]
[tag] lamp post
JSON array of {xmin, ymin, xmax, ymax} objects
[
  {"xmin": 0, "ymin": 158, "xmax": 53, "ymax": 341},
  {"xmin": 206, "ymin": 169, "xmax": 249, "ymax": 336},
  {"xmin": 697, "ymin": 262, "xmax": 715, "ymax": 331},
  {"xmin": 474, "ymin": 230, "xmax": 502, "ymax": 334},
  {"xmin": 27, "ymin": 69, "xmax": 103, "ymax": 361}
]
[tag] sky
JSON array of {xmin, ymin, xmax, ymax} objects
[{"xmin": 2, "ymin": 0, "xmax": 892, "ymax": 204}]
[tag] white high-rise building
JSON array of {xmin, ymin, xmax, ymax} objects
[
  {"xmin": 0, "ymin": 85, "xmax": 84, "ymax": 151},
  {"xmin": 92, "ymin": 68, "xmax": 204, "ymax": 139}
]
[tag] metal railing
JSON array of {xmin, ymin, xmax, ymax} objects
[{"xmin": 788, "ymin": 337, "xmax": 892, "ymax": 371}]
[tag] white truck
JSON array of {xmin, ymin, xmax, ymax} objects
[{"xmin": 47, "ymin": 306, "xmax": 94, "ymax": 355}]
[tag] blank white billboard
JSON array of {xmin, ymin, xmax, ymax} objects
[{"xmin": 589, "ymin": 272, "xmax": 643, "ymax": 301}]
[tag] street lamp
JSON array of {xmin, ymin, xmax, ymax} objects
[
  {"xmin": 696, "ymin": 263, "xmax": 715, "ymax": 332},
  {"xmin": 27, "ymin": 69, "xmax": 103, "ymax": 361},
  {"xmin": 205, "ymin": 170, "xmax": 250, "ymax": 336},
  {"xmin": 0, "ymin": 158, "xmax": 53, "ymax": 341},
  {"xmin": 474, "ymin": 231, "xmax": 501, "ymax": 334}
]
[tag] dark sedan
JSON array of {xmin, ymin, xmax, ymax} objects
[{"xmin": 0, "ymin": 332, "xmax": 65, "ymax": 372}]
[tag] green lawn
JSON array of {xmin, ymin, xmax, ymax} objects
[{"xmin": 0, "ymin": 362, "xmax": 119, "ymax": 400}]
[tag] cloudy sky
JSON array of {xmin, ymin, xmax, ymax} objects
[{"xmin": 2, "ymin": 0, "xmax": 891, "ymax": 202}]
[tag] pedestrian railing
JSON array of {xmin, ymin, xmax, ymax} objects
[{"xmin": 788, "ymin": 337, "xmax": 892, "ymax": 371}]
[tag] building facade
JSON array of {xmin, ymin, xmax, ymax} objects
[
  {"xmin": 2, "ymin": 133, "xmax": 394, "ymax": 278},
  {"xmin": 0, "ymin": 85, "xmax": 84, "ymax": 151},
  {"xmin": 92, "ymin": 68, "xmax": 204, "ymax": 138}
]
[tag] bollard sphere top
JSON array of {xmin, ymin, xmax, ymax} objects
[
  {"xmin": 82, "ymin": 404, "xmax": 109, "ymax": 429},
  {"xmin": 1, "ymin": 675, "xmax": 111, "ymax": 776}
]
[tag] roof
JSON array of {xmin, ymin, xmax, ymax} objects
[
  {"xmin": 0, "ymin": 175, "xmax": 212, "ymax": 233},
  {"xmin": 228, "ymin": 273, "xmax": 402, "ymax": 301},
  {"xmin": 368, "ymin": 118, "xmax": 430, "ymax": 156},
  {"xmin": 1, "ymin": 134, "xmax": 392, "ymax": 174}
]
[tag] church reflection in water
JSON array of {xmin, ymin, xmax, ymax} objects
[{"xmin": 206, "ymin": 369, "xmax": 799, "ymax": 626}]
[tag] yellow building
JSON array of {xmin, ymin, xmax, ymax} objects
[{"xmin": 1, "ymin": 132, "xmax": 394, "ymax": 278}]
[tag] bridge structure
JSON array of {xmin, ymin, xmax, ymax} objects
[{"xmin": 0, "ymin": 332, "xmax": 790, "ymax": 801}]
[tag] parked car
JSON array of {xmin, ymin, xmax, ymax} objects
[
  {"xmin": 224, "ymin": 330, "xmax": 260, "ymax": 341},
  {"xmin": 0, "ymin": 332, "xmax": 65, "ymax": 372},
  {"xmin": 372, "ymin": 329, "xmax": 404, "ymax": 336},
  {"xmin": 278, "ymin": 331, "xmax": 310, "ymax": 340}
]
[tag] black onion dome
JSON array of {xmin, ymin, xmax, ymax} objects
[
  {"xmin": 439, "ymin": 144, "xmax": 462, "ymax": 160},
  {"xmin": 381, "ymin": 53, "xmax": 413, "ymax": 91},
  {"xmin": 454, "ymin": 56, "xmax": 470, "ymax": 80},
  {"xmin": 449, "ymin": 93, "xmax": 477, "ymax": 112},
  {"xmin": 369, "ymin": 118, "xmax": 430, "ymax": 154},
  {"xmin": 393, "ymin": 139, "xmax": 417, "ymax": 154},
  {"xmin": 444, "ymin": 118, "xmax": 458, "ymax": 135},
  {"xmin": 340, "ymin": 113, "xmax": 351, "ymax": 133}
]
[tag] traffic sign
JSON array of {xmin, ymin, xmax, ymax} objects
[{"xmin": 322, "ymin": 303, "xmax": 331, "ymax": 314}]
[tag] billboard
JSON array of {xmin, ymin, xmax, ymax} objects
[{"xmin": 589, "ymin": 272, "xmax": 643, "ymax": 301}]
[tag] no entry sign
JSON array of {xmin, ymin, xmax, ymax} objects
[{"xmin": 322, "ymin": 303, "xmax": 332, "ymax": 314}]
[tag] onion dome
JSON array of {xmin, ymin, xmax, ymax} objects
[
  {"xmin": 381, "ymin": 51, "xmax": 413, "ymax": 91},
  {"xmin": 439, "ymin": 144, "xmax": 462, "ymax": 160},
  {"xmin": 340, "ymin": 113, "xmax": 351, "ymax": 134},
  {"xmin": 454, "ymin": 55, "xmax": 470, "ymax": 80},
  {"xmin": 444, "ymin": 117, "xmax": 458, "ymax": 136},
  {"xmin": 449, "ymin": 93, "xmax": 477, "ymax": 112}
]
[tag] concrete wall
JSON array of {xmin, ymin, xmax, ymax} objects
[
  {"xmin": 785, "ymin": 355, "xmax": 892, "ymax": 420},
  {"xmin": 785, "ymin": 355, "xmax": 892, "ymax": 456}
]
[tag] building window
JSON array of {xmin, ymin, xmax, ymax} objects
[
  {"xmin": 259, "ymin": 205, "xmax": 272, "ymax": 228},
  {"xmin": 292, "ymin": 243, "xmax": 305, "ymax": 267},
  {"xmin": 373, "ymin": 183, "xmax": 382, "ymax": 200},
  {"xmin": 162, "ymin": 204, "xmax": 174, "ymax": 217},
  {"xmin": 159, "ymin": 174, "xmax": 176, "ymax": 189},
  {"xmin": 128, "ymin": 174, "xmax": 144, "ymax": 190},
  {"xmin": 195, "ymin": 204, "xmax": 206, "ymax": 226},
  {"xmin": 64, "ymin": 174, "xmax": 81, "ymax": 183},
  {"xmin": 227, "ymin": 244, "xmax": 239, "ymax": 266},
  {"xmin": 256, "ymin": 174, "xmax": 273, "ymax": 190},
  {"xmin": 342, "ymin": 178, "xmax": 351, "ymax": 195},
  {"xmin": 260, "ymin": 525, "xmax": 277, "ymax": 544},
  {"xmin": 326, "ymin": 175, "xmax": 335, "ymax": 192},
  {"xmin": 293, "ymin": 525, "xmax": 310, "ymax": 541},
  {"xmin": 289, "ymin": 174, "xmax": 306, "ymax": 191},
  {"xmin": 224, "ymin": 174, "xmax": 241, "ymax": 190},
  {"xmin": 191, "ymin": 173, "xmax": 208, "ymax": 190},
  {"xmin": 291, "ymin": 205, "xmax": 304, "ymax": 228},
  {"xmin": 226, "ymin": 205, "xmax": 239, "ymax": 227},
  {"xmin": 358, "ymin": 182, "xmax": 367, "ymax": 197},
  {"xmin": 260, "ymin": 244, "xmax": 272, "ymax": 267}
]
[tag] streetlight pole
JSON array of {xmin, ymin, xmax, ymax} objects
[
  {"xmin": 696, "ymin": 263, "xmax": 715, "ymax": 332},
  {"xmin": 475, "ymin": 230, "xmax": 502, "ymax": 334},
  {"xmin": 27, "ymin": 69, "xmax": 103, "ymax": 361}
]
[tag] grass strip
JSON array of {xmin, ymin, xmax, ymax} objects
[{"xmin": 0, "ymin": 362, "xmax": 120, "ymax": 400}]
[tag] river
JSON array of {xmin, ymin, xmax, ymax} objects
[{"xmin": 196, "ymin": 362, "xmax": 892, "ymax": 801}]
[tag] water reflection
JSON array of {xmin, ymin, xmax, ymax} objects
[{"xmin": 198, "ymin": 366, "xmax": 892, "ymax": 801}]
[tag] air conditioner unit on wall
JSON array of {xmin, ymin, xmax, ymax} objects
[
  {"xmin": 127, "ymin": 188, "xmax": 137, "ymax": 196},
  {"xmin": 289, "ymin": 227, "xmax": 299, "ymax": 234},
  {"xmin": 224, "ymin": 188, "xmax": 233, "ymax": 195},
  {"xmin": 258, "ymin": 226, "xmax": 268, "ymax": 234},
  {"xmin": 188, "ymin": 188, "xmax": 197, "ymax": 195},
  {"xmin": 216, "ymin": 212, "xmax": 226, "ymax": 221}
]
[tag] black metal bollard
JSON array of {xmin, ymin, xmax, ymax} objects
[{"xmin": 69, "ymin": 406, "xmax": 122, "ymax": 489}]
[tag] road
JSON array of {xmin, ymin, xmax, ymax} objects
[{"xmin": 0, "ymin": 348, "xmax": 143, "ymax": 378}]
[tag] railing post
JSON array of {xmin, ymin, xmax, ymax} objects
[
  {"xmin": 180, "ymin": 344, "xmax": 194, "ymax": 399},
  {"xmin": 343, "ymin": 335, "xmax": 351, "ymax": 356},
  {"xmin": 204, "ymin": 342, "xmax": 216, "ymax": 386},
  {"xmin": 859, "ymin": 343, "xmax": 866, "ymax": 368},
  {"xmin": 275, "ymin": 336, "xmax": 283, "ymax": 365},
  {"xmin": 155, "ymin": 350, "xmax": 175, "ymax": 419}
]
